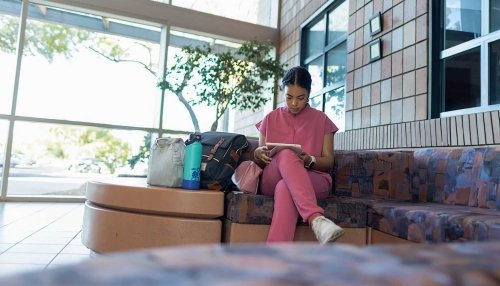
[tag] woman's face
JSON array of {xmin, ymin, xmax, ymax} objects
[{"xmin": 285, "ymin": 84, "xmax": 309, "ymax": 114}]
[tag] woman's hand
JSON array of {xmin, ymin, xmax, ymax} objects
[
  {"xmin": 254, "ymin": 146, "xmax": 272, "ymax": 165},
  {"xmin": 299, "ymin": 152, "xmax": 313, "ymax": 167}
]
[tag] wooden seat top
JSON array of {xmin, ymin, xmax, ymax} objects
[{"xmin": 85, "ymin": 178, "xmax": 224, "ymax": 219}]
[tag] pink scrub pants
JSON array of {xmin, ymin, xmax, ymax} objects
[{"xmin": 259, "ymin": 149, "xmax": 332, "ymax": 242}]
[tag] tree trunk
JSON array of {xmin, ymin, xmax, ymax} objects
[
  {"xmin": 175, "ymin": 92, "xmax": 200, "ymax": 132},
  {"xmin": 210, "ymin": 120, "xmax": 218, "ymax": 131}
]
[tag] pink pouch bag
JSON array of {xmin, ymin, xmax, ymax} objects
[{"xmin": 231, "ymin": 161, "xmax": 263, "ymax": 195}]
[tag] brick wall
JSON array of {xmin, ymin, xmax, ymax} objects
[
  {"xmin": 344, "ymin": 0, "xmax": 428, "ymax": 134},
  {"xmin": 337, "ymin": 0, "xmax": 500, "ymax": 150},
  {"xmin": 234, "ymin": 0, "xmax": 500, "ymax": 149}
]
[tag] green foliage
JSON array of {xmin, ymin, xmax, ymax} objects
[
  {"xmin": 45, "ymin": 126, "xmax": 130, "ymax": 174},
  {"xmin": 127, "ymin": 133, "xmax": 152, "ymax": 169},
  {"xmin": 78, "ymin": 128, "xmax": 130, "ymax": 173},
  {"xmin": 160, "ymin": 40, "xmax": 286, "ymax": 131},
  {"xmin": 157, "ymin": 46, "xmax": 205, "ymax": 93},
  {"xmin": 46, "ymin": 127, "xmax": 81, "ymax": 159},
  {"xmin": 0, "ymin": 17, "xmax": 89, "ymax": 62},
  {"xmin": 0, "ymin": 17, "xmax": 18, "ymax": 54},
  {"xmin": 46, "ymin": 142, "xmax": 66, "ymax": 159}
]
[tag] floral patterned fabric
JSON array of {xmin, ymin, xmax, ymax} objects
[
  {"xmin": 368, "ymin": 200, "xmax": 500, "ymax": 242},
  {"xmin": 228, "ymin": 147, "xmax": 500, "ymax": 243},
  {"xmin": 225, "ymin": 191, "xmax": 367, "ymax": 228},
  {"xmin": 373, "ymin": 146, "xmax": 500, "ymax": 242},
  {"xmin": 413, "ymin": 147, "xmax": 500, "ymax": 209},
  {"xmin": 0, "ymin": 242, "xmax": 498, "ymax": 285},
  {"xmin": 334, "ymin": 150, "xmax": 414, "ymax": 200}
]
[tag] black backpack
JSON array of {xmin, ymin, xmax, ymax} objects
[{"xmin": 199, "ymin": 131, "xmax": 249, "ymax": 192}]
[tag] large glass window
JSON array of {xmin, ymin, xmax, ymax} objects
[
  {"xmin": 7, "ymin": 121, "xmax": 152, "ymax": 197},
  {"xmin": 15, "ymin": 4, "xmax": 161, "ymax": 128},
  {"xmin": 433, "ymin": 0, "xmax": 500, "ymax": 117},
  {"xmin": 444, "ymin": 0, "xmax": 482, "ymax": 49},
  {"xmin": 1, "ymin": 0, "xmax": 273, "ymax": 200},
  {"xmin": 307, "ymin": 57, "xmax": 324, "ymax": 94},
  {"xmin": 444, "ymin": 47, "xmax": 481, "ymax": 111},
  {"xmin": 305, "ymin": 18, "xmax": 326, "ymax": 58},
  {"xmin": 490, "ymin": 0, "xmax": 500, "ymax": 32},
  {"xmin": 0, "ymin": 0, "xmax": 21, "ymax": 115},
  {"xmin": 327, "ymin": 1, "xmax": 348, "ymax": 45},
  {"xmin": 326, "ymin": 42, "xmax": 347, "ymax": 89},
  {"xmin": 301, "ymin": 0, "xmax": 347, "ymax": 131},
  {"xmin": 325, "ymin": 87, "xmax": 346, "ymax": 131},
  {"xmin": 310, "ymin": 95, "xmax": 323, "ymax": 111}
]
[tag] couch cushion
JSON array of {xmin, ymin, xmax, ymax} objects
[
  {"xmin": 1, "ymin": 241, "xmax": 499, "ymax": 285},
  {"xmin": 225, "ymin": 191, "xmax": 367, "ymax": 227},
  {"xmin": 334, "ymin": 150, "xmax": 414, "ymax": 200},
  {"xmin": 413, "ymin": 147, "xmax": 500, "ymax": 209},
  {"xmin": 367, "ymin": 200, "xmax": 500, "ymax": 242}
]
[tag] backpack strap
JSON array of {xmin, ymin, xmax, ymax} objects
[{"xmin": 207, "ymin": 138, "xmax": 225, "ymax": 161}]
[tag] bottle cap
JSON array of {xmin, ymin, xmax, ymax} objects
[{"xmin": 185, "ymin": 133, "xmax": 201, "ymax": 145}]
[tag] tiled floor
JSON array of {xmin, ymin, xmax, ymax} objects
[{"xmin": 0, "ymin": 202, "xmax": 90, "ymax": 277}]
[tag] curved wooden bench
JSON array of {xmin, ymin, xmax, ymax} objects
[{"xmin": 82, "ymin": 178, "xmax": 224, "ymax": 253}]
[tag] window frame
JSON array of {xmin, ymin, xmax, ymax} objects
[
  {"xmin": 0, "ymin": 0, "xmax": 271, "ymax": 201},
  {"xmin": 300, "ymin": 0, "xmax": 347, "ymax": 119},
  {"xmin": 431, "ymin": 0, "xmax": 500, "ymax": 118}
]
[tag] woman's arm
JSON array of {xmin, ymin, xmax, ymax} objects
[
  {"xmin": 253, "ymin": 133, "xmax": 272, "ymax": 167},
  {"xmin": 254, "ymin": 131, "xmax": 335, "ymax": 172},
  {"xmin": 301, "ymin": 133, "xmax": 334, "ymax": 173}
]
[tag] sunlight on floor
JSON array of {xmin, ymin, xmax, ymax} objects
[{"xmin": 0, "ymin": 202, "xmax": 90, "ymax": 277}]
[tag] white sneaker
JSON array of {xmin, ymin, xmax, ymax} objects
[{"xmin": 311, "ymin": 216, "xmax": 345, "ymax": 244}]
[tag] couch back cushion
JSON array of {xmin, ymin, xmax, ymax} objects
[
  {"xmin": 334, "ymin": 150, "xmax": 414, "ymax": 201},
  {"xmin": 412, "ymin": 147, "xmax": 500, "ymax": 209},
  {"xmin": 239, "ymin": 137, "xmax": 259, "ymax": 162}
]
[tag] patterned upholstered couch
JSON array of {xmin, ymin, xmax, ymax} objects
[
  {"xmin": 1, "ymin": 242, "xmax": 499, "ymax": 285},
  {"xmin": 224, "ymin": 144, "xmax": 500, "ymax": 244}
]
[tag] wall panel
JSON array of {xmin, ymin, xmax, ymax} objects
[{"xmin": 335, "ymin": 111, "xmax": 500, "ymax": 149}]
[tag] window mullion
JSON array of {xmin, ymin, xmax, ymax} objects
[
  {"xmin": 323, "ymin": 12, "xmax": 328, "ymax": 106},
  {"xmin": 482, "ymin": 0, "xmax": 489, "ymax": 34},
  {"xmin": 481, "ymin": 42, "xmax": 489, "ymax": 106},
  {"xmin": 481, "ymin": 0, "xmax": 490, "ymax": 107}
]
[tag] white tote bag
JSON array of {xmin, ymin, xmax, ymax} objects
[{"xmin": 147, "ymin": 137, "xmax": 185, "ymax": 188}]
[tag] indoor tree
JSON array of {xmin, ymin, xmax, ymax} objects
[{"xmin": 158, "ymin": 40, "xmax": 286, "ymax": 131}]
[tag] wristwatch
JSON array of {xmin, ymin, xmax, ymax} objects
[{"xmin": 305, "ymin": 155, "xmax": 316, "ymax": 169}]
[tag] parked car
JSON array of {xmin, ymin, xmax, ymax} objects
[
  {"xmin": 0, "ymin": 153, "xmax": 24, "ymax": 168},
  {"xmin": 68, "ymin": 158, "xmax": 109, "ymax": 174}
]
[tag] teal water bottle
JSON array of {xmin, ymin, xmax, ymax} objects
[{"xmin": 182, "ymin": 133, "xmax": 202, "ymax": 190}]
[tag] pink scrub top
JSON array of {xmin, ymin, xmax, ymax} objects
[{"xmin": 255, "ymin": 104, "xmax": 338, "ymax": 157}]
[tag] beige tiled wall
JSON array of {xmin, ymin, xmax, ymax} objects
[
  {"xmin": 338, "ymin": 0, "xmax": 499, "ymax": 150},
  {"xmin": 345, "ymin": 0, "xmax": 429, "ymax": 131},
  {"xmin": 234, "ymin": 0, "xmax": 498, "ymax": 150}
]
